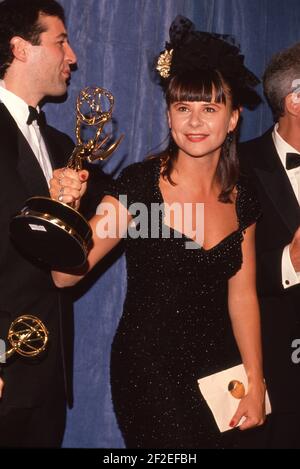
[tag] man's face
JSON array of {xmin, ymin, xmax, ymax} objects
[{"xmin": 27, "ymin": 14, "xmax": 77, "ymax": 99}]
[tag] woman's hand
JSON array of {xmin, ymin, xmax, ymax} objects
[
  {"xmin": 229, "ymin": 380, "xmax": 266, "ymax": 430},
  {"xmin": 50, "ymin": 168, "xmax": 89, "ymax": 210}
]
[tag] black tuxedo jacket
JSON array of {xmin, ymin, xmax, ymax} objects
[
  {"xmin": 0, "ymin": 103, "xmax": 75, "ymax": 410},
  {"xmin": 239, "ymin": 128, "xmax": 300, "ymax": 413}
]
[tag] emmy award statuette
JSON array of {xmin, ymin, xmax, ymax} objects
[
  {"xmin": 0, "ymin": 315, "xmax": 48, "ymax": 363},
  {"xmin": 10, "ymin": 87, "xmax": 123, "ymax": 269}
]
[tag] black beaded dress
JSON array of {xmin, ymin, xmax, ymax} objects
[{"xmin": 105, "ymin": 157, "xmax": 260, "ymax": 449}]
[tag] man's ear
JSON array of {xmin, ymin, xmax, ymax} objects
[
  {"xmin": 10, "ymin": 36, "xmax": 29, "ymax": 62},
  {"xmin": 285, "ymin": 92, "xmax": 300, "ymax": 117}
]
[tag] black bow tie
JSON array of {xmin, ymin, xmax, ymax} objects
[
  {"xmin": 286, "ymin": 152, "xmax": 300, "ymax": 170},
  {"xmin": 27, "ymin": 106, "xmax": 46, "ymax": 127}
]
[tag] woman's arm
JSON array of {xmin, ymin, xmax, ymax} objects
[
  {"xmin": 52, "ymin": 194, "xmax": 131, "ymax": 288},
  {"xmin": 228, "ymin": 223, "xmax": 266, "ymax": 430},
  {"xmin": 50, "ymin": 167, "xmax": 132, "ymax": 287}
]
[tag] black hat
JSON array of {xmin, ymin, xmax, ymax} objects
[{"xmin": 156, "ymin": 16, "xmax": 261, "ymax": 109}]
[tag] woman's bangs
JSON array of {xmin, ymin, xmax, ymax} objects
[{"xmin": 167, "ymin": 70, "xmax": 228, "ymax": 104}]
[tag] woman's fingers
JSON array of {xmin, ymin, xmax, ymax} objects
[{"xmin": 50, "ymin": 168, "xmax": 89, "ymax": 204}]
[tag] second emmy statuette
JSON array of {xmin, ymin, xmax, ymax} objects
[
  {"xmin": 10, "ymin": 87, "xmax": 123, "ymax": 269},
  {"xmin": 0, "ymin": 315, "xmax": 48, "ymax": 364}
]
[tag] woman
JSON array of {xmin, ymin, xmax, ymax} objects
[{"xmin": 51, "ymin": 16, "xmax": 265, "ymax": 448}]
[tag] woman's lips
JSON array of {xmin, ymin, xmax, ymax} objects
[{"xmin": 185, "ymin": 134, "xmax": 209, "ymax": 142}]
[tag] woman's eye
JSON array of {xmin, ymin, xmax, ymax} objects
[
  {"xmin": 177, "ymin": 106, "xmax": 189, "ymax": 112},
  {"xmin": 204, "ymin": 107, "xmax": 216, "ymax": 113}
]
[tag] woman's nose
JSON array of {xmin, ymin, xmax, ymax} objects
[{"xmin": 189, "ymin": 110, "xmax": 203, "ymax": 127}]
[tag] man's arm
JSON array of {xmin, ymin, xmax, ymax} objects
[
  {"xmin": 239, "ymin": 145, "xmax": 298, "ymax": 296},
  {"xmin": 255, "ymin": 228, "xmax": 300, "ymax": 296}
]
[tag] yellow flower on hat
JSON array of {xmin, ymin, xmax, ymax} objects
[{"xmin": 156, "ymin": 49, "xmax": 173, "ymax": 79}]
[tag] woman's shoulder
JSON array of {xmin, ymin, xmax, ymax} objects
[
  {"xmin": 103, "ymin": 157, "xmax": 161, "ymax": 203},
  {"xmin": 236, "ymin": 173, "xmax": 257, "ymax": 194},
  {"xmin": 116, "ymin": 156, "xmax": 160, "ymax": 182},
  {"xmin": 236, "ymin": 175, "xmax": 261, "ymax": 230}
]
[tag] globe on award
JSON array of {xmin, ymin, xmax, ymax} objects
[{"xmin": 0, "ymin": 315, "xmax": 48, "ymax": 363}]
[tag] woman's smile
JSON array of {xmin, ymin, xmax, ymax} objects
[{"xmin": 185, "ymin": 133, "xmax": 209, "ymax": 142}]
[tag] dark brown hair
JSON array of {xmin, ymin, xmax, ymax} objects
[{"xmin": 0, "ymin": 0, "xmax": 65, "ymax": 79}]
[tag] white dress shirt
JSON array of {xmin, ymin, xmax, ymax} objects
[
  {"xmin": 0, "ymin": 80, "xmax": 53, "ymax": 185},
  {"xmin": 272, "ymin": 124, "xmax": 300, "ymax": 289}
]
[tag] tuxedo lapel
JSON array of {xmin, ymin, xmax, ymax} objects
[
  {"xmin": 253, "ymin": 129, "xmax": 300, "ymax": 235},
  {"xmin": 41, "ymin": 124, "xmax": 72, "ymax": 170},
  {"xmin": 0, "ymin": 103, "xmax": 49, "ymax": 197},
  {"xmin": 39, "ymin": 123, "xmax": 57, "ymax": 170},
  {"xmin": 17, "ymin": 132, "xmax": 49, "ymax": 197},
  {"xmin": 255, "ymin": 166, "xmax": 300, "ymax": 235}
]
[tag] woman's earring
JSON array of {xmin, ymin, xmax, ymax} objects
[{"xmin": 227, "ymin": 131, "xmax": 233, "ymax": 145}]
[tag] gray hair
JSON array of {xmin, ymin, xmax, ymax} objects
[{"xmin": 263, "ymin": 42, "xmax": 300, "ymax": 121}]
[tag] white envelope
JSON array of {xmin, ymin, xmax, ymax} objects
[{"xmin": 198, "ymin": 363, "xmax": 271, "ymax": 432}]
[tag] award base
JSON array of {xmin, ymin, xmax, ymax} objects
[{"xmin": 10, "ymin": 196, "xmax": 92, "ymax": 269}]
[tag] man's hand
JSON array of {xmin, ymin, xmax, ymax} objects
[
  {"xmin": 50, "ymin": 168, "xmax": 89, "ymax": 211},
  {"xmin": 290, "ymin": 226, "xmax": 300, "ymax": 272}
]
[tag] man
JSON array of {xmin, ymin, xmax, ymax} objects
[
  {"xmin": 0, "ymin": 0, "xmax": 102, "ymax": 447},
  {"xmin": 239, "ymin": 43, "xmax": 300, "ymax": 448}
]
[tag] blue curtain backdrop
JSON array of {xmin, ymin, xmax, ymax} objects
[{"xmin": 43, "ymin": 0, "xmax": 300, "ymax": 448}]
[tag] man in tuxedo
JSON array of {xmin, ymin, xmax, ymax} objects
[
  {"xmin": 239, "ymin": 43, "xmax": 300, "ymax": 448},
  {"xmin": 0, "ymin": 0, "xmax": 108, "ymax": 447}
]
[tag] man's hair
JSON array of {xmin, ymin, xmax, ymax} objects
[
  {"xmin": 0, "ymin": 0, "xmax": 65, "ymax": 79},
  {"xmin": 263, "ymin": 42, "xmax": 300, "ymax": 121}
]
